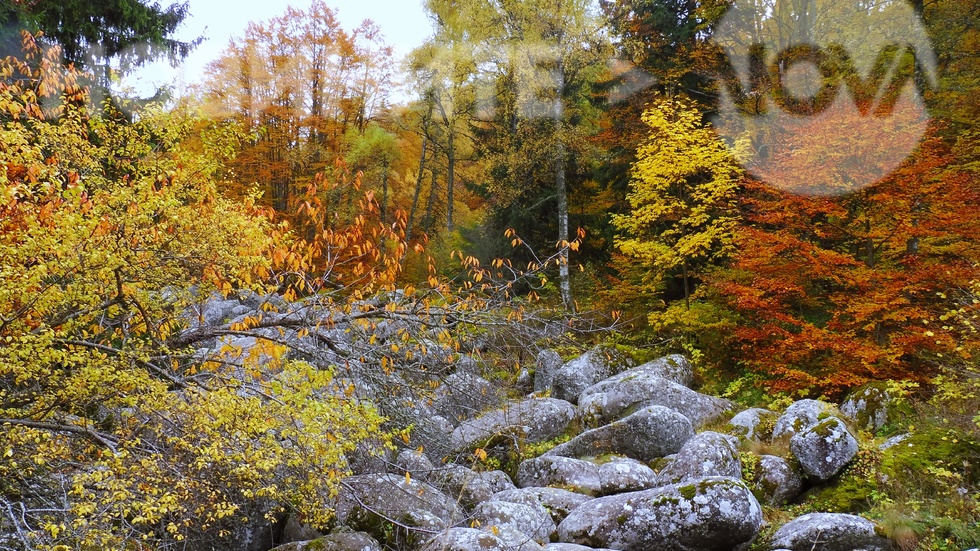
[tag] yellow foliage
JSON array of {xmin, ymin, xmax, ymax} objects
[
  {"xmin": 0, "ymin": 35, "xmax": 389, "ymax": 550},
  {"xmin": 613, "ymin": 95, "xmax": 743, "ymax": 280}
]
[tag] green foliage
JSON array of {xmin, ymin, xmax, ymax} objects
[{"xmin": 2, "ymin": 0, "xmax": 197, "ymax": 75}]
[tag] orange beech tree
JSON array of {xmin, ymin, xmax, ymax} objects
[{"xmin": 702, "ymin": 125, "xmax": 980, "ymax": 395}]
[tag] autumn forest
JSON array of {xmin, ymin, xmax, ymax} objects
[{"xmin": 1, "ymin": 0, "xmax": 980, "ymax": 549}]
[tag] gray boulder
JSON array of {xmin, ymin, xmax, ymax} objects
[
  {"xmin": 473, "ymin": 500, "xmax": 556, "ymax": 544},
  {"xmin": 436, "ymin": 464, "xmax": 497, "ymax": 509},
  {"xmin": 729, "ymin": 408, "xmax": 777, "ymax": 441},
  {"xmin": 480, "ymin": 470, "xmax": 517, "ymax": 494},
  {"xmin": 432, "ymin": 371, "xmax": 501, "ymax": 425},
  {"xmin": 492, "ymin": 525, "xmax": 549, "ymax": 550},
  {"xmin": 752, "ymin": 455, "xmax": 804, "ymax": 506},
  {"xmin": 449, "ymin": 397, "xmax": 576, "ymax": 453},
  {"xmin": 395, "ymin": 449, "xmax": 436, "ymax": 480},
  {"xmin": 577, "ymin": 369, "xmax": 732, "ymax": 428},
  {"xmin": 597, "ymin": 457, "xmax": 659, "ymax": 495},
  {"xmin": 789, "ymin": 417, "xmax": 858, "ymax": 482},
  {"xmin": 630, "ymin": 354, "xmax": 695, "ymax": 387},
  {"xmin": 278, "ymin": 515, "xmax": 322, "ymax": 544},
  {"xmin": 516, "ymin": 456, "xmax": 602, "ymax": 496},
  {"xmin": 491, "ymin": 487, "xmax": 593, "ymax": 524},
  {"xmin": 770, "ymin": 513, "xmax": 891, "ymax": 551},
  {"xmin": 552, "ymin": 347, "xmax": 630, "ymax": 403},
  {"xmin": 656, "ymin": 431, "xmax": 742, "ymax": 484},
  {"xmin": 557, "ymin": 477, "xmax": 763, "ymax": 551},
  {"xmin": 270, "ymin": 532, "xmax": 382, "ymax": 551},
  {"xmin": 419, "ymin": 528, "xmax": 507, "ymax": 551},
  {"xmin": 192, "ymin": 296, "xmax": 241, "ymax": 326},
  {"xmin": 840, "ymin": 383, "xmax": 898, "ymax": 433},
  {"xmin": 772, "ymin": 400, "xmax": 832, "ymax": 440},
  {"xmin": 545, "ymin": 405, "xmax": 694, "ymax": 463},
  {"xmin": 333, "ymin": 474, "xmax": 461, "ymax": 543},
  {"xmin": 535, "ymin": 349, "xmax": 565, "ymax": 393}
]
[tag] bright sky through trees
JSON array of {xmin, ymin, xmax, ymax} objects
[{"xmin": 124, "ymin": 0, "xmax": 432, "ymax": 97}]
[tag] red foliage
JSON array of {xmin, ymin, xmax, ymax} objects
[{"xmin": 709, "ymin": 125, "xmax": 980, "ymax": 395}]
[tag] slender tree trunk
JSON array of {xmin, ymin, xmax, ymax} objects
[
  {"xmin": 407, "ymin": 138, "xmax": 428, "ymax": 243},
  {"xmin": 555, "ymin": 64, "xmax": 573, "ymax": 311},
  {"xmin": 425, "ymin": 168, "xmax": 439, "ymax": 233},
  {"xmin": 556, "ymin": 141, "xmax": 572, "ymax": 311},
  {"xmin": 447, "ymin": 131, "xmax": 455, "ymax": 232}
]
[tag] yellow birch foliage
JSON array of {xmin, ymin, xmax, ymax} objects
[
  {"xmin": 614, "ymin": 95, "xmax": 743, "ymax": 281},
  {"xmin": 612, "ymin": 95, "xmax": 743, "ymax": 333}
]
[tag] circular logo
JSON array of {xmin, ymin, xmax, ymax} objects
[{"xmin": 712, "ymin": 0, "xmax": 937, "ymax": 196}]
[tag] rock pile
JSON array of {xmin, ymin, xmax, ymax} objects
[{"xmin": 266, "ymin": 346, "xmax": 895, "ymax": 551}]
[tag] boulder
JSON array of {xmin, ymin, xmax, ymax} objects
[
  {"xmin": 770, "ymin": 513, "xmax": 891, "ymax": 551},
  {"xmin": 656, "ymin": 431, "xmax": 742, "ymax": 484},
  {"xmin": 491, "ymin": 487, "xmax": 594, "ymax": 524},
  {"xmin": 789, "ymin": 417, "xmax": 859, "ymax": 482},
  {"xmin": 492, "ymin": 524, "xmax": 549, "ymax": 550},
  {"xmin": 535, "ymin": 349, "xmax": 565, "ymax": 393},
  {"xmin": 557, "ymin": 477, "xmax": 763, "ymax": 551},
  {"xmin": 270, "ymin": 532, "xmax": 382, "ymax": 551},
  {"xmin": 597, "ymin": 457, "xmax": 659, "ymax": 495},
  {"xmin": 432, "ymin": 371, "xmax": 501, "ymax": 425},
  {"xmin": 436, "ymin": 464, "xmax": 497, "ymax": 509},
  {"xmin": 729, "ymin": 408, "xmax": 777, "ymax": 441},
  {"xmin": 278, "ymin": 515, "xmax": 322, "ymax": 544},
  {"xmin": 419, "ymin": 528, "xmax": 507, "ymax": 551},
  {"xmin": 577, "ymin": 369, "xmax": 732, "ymax": 427},
  {"xmin": 772, "ymin": 400, "xmax": 832, "ymax": 440},
  {"xmin": 449, "ymin": 397, "xmax": 576, "ymax": 453},
  {"xmin": 192, "ymin": 296, "xmax": 241, "ymax": 326},
  {"xmin": 545, "ymin": 405, "xmax": 694, "ymax": 463},
  {"xmin": 840, "ymin": 383, "xmax": 900, "ymax": 433},
  {"xmin": 516, "ymin": 456, "xmax": 602, "ymax": 496},
  {"xmin": 630, "ymin": 354, "xmax": 695, "ymax": 387},
  {"xmin": 345, "ymin": 438, "xmax": 393, "ymax": 476},
  {"xmin": 552, "ymin": 347, "xmax": 630, "ymax": 403},
  {"xmin": 473, "ymin": 500, "xmax": 556, "ymax": 544},
  {"xmin": 517, "ymin": 366, "xmax": 535, "ymax": 395},
  {"xmin": 395, "ymin": 449, "xmax": 435, "ymax": 480},
  {"xmin": 752, "ymin": 455, "xmax": 804, "ymax": 506},
  {"xmin": 333, "ymin": 474, "xmax": 461, "ymax": 543},
  {"xmin": 480, "ymin": 470, "xmax": 517, "ymax": 494}
]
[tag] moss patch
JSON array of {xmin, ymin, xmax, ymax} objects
[{"xmin": 678, "ymin": 484, "xmax": 697, "ymax": 500}]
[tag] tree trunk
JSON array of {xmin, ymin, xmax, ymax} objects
[
  {"xmin": 447, "ymin": 131, "xmax": 455, "ymax": 232},
  {"xmin": 425, "ymin": 168, "xmax": 439, "ymax": 233},
  {"xmin": 555, "ymin": 63, "xmax": 573, "ymax": 311}
]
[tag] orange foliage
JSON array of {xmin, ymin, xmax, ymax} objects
[{"xmin": 709, "ymin": 126, "xmax": 980, "ymax": 395}]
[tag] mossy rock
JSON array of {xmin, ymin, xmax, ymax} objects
[
  {"xmin": 798, "ymin": 474, "xmax": 877, "ymax": 512},
  {"xmin": 840, "ymin": 382, "xmax": 914, "ymax": 435},
  {"xmin": 879, "ymin": 426, "xmax": 980, "ymax": 485}
]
